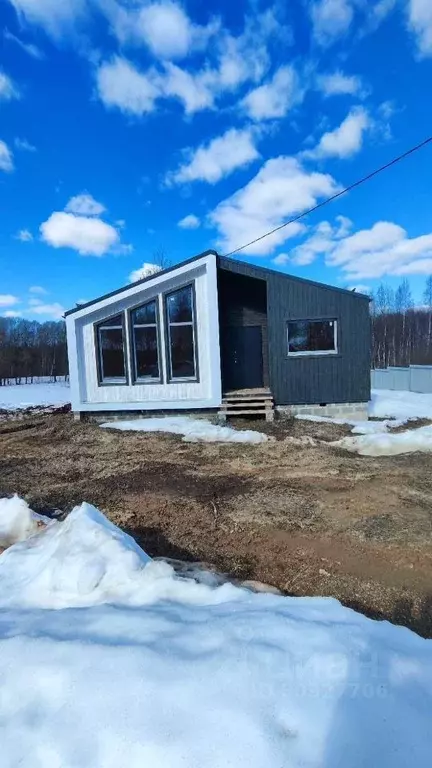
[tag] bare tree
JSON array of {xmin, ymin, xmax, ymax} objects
[{"xmin": 152, "ymin": 247, "xmax": 171, "ymax": 271}]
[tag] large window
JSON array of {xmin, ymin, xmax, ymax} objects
[
  {"xmin": 165, "ymin": 285, "xmax": 197, "ymax": 380},
  {"xmin": 287, "ymin": 319, "xmax": 337, "ymax": 355},
  {"xmin": 130, "ymin": 299, "xmax": 160, "ymax": 381},
  {"xmin": 97, "ymin": 314, "xmax": 126, "ymax": 383}
]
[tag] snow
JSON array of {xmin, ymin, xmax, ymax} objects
[
  {"xmin": 296, "ymin": 413, "xmax": 406, "ymax": 434},
  {"xmin": 370, "ymin": 389, "xmax": 432, "ymax": 420},
  {"xmin": 0, "ymin": 498, "xmax": 432, "ymax": 768},
  {"xmin": 333, "ymin": 424, "xmax": 432, "ymax": 457},
  {"xmin": 0, "ymin": 381, "xmax": 70, "ymax": 410},
  {"xmin": 0, "ymin": 495, "xmax": 50, "ymax": 548},
  {"xmin": 298, "ymin": 390, "xmax": 432, "ymax": 454},
  {"xmin": 100, "ymin": 415, "xmax": 269, "ymax": 443}
]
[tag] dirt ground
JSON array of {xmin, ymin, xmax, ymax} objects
[{"xmin": 1, "ymin": 409, "xmax": 432, "ymax": 637}]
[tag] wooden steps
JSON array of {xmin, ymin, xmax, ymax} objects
[{"xmin": 219, "ymin": 389, "xmax": 275, "ymax": 422}]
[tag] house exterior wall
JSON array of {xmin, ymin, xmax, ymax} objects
[
  {"xmin": 218, "ymin": 258, "xmax": 371, "ymax": 406},
  {"xmin": 66, "ymin": 254, "xmax": 222, "ymax": 412}
]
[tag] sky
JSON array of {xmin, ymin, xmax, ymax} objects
[{"xmin": 1, "ymin": 0, "xmax": 432, "ymax": 321}]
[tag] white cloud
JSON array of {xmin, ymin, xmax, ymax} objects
[
  {"xmin": 2, "ymin": 310, "xmax": 22, "ymax": 318},
  {"xmin": 408, "ymin": 0, "xmax": 432, "ymax": 56},
  {"xmin": 132, "ymin": 1, "xmax": 217, "ymax": 60},
  {"xmin": 15, "ymin": 229, "xmax": 33, "ymax": 242},
  {"xmin": 129, "ymin": 263, "xmax": 162, "ymax": 283},
  {"xmin": 303, "ymin": 107, "xmax": 370, "ymax": 160},
  {"xmin": 29, "ymin": 285, "xmax": 48, "ymax": 295},
  {"xmin": 310, "ymin": 0, "xmax": 396, "ymax": 45},
  {"xmin": 65, "ymin": 193, "xmax": 106, "ymax": 216},
  {"xmin": 273, "ymin": 253, "xmax": 290, "ymax": 266},
  {"xmin": 95, "ymin": 10, "xmax": 283, "ymax": 118},
  {"xmin": 326, "ymin": 221, "xmax": 432, "ymax": 279},
  {"xmin": 4, "ymin": 29, "xmax": 44, "ymax": 59},
  {"xmin": 0, "ymin": 294, "xmax": 19, "ymax": 307},
  {"xmin": 0, "ymin": 140, "xmax": 14, "ymax": 172},
  {"xmin": 310, "ymin": 0, "xmax": 355, "ymax": 45},
  {"xmin": 178, "ymin": 214, "xmax": 200, "ymax": 229},
  {"xmin": 40, "ymin": 212, "xmax": 120, "ymax": 256},
  {"xmin": 29, "ymin": 302, "xmax": 65, "ymax": 320},
  {"xmin": 316, "ymin": 70, "xmax": 363, "ymax": 97},
  {"xmin": 14, "ymin": 138, "xmax": 36, "ymax": 152},
  {"xmin": 241, "ymin": 66, "xmax": 301, "ymax": 121},
  {"xmin": 0, "ymin": 70, "xmax": 19, "ymax": 101},
  {"xmin": 167, "ymin": 128, "xmax": 260, "ymax": 186},
  {"xmin": 291, "ymin": 216, "xmax": 352, "ymax": 265},
  {"xmin": 294, "ymin": 218, "xmax": 432, "ymax": 279},
  {"xmin": 9, "ymin": 0, "xmax": 86, "ymax": 39},
  {"xmin": 162, "ymin": 62, "xmax": 214, "ymax": 113},
  {"xmin": 210, "ymin": 156, "xmax": 339, "ymax": 256},
  {"xmin": 96, "ymin": 57, "xmax": 161, "ymax": 116}
]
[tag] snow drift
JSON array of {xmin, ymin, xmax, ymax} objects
[
  {"xmin": 100, "ymin": 415, "xmax": 269, "ymax": 444},
  {"xmin": 0, "ymin": 498, "xmax": 431, "ymax": 768},
  {"xmin": 333, "ymin": 424, "xmax": 432, "ymax": 456}
]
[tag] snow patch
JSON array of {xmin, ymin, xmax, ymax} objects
[
  {"xmin": 370, "ymin": 389, "xmax": 432, "ymax": 421},
  {"xmin": 100, "ymin": 416, "xmax": 269, "ymax": 444},
  {"xmin": 332, "ymin": 424, "xmax": 432, "ymax": 457},
  {"xmin": 296, "ymin": 413, "xmax": 406, "ymax": 434},
  {"xmin": 0, "ymin": 381, "xmax": 70, "ymax": 410}
]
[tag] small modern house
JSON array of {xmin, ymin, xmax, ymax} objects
[{"xmin": 65, "ymin": 250, "xmax": 371, "ymax": 421}]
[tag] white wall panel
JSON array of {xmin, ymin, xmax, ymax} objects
[{"xmin": 67, "ymin": 254, "xmax": 222, "ymax": 411}]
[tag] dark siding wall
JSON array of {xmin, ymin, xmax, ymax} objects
[
  {"xmin": 218, "ymin": 258, "xmax": 371, "ymax": 405},
  {"xmin": 217, "ymin": 270, "xmax": 269, "ymax": 388}
]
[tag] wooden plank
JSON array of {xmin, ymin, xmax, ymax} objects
[{"xmin": 220, "ymin": 409, "xmax": 269, "ymax": 416}]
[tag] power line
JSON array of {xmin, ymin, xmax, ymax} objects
[{"xmin": 223, "ymin": 135, "xmax": 432, "ymax": 258}]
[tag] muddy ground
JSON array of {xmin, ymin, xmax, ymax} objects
[{"xmin": 1, "ymin": 410, "xmax": 431, "ymax": 637}]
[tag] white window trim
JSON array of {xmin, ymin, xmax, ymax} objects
[{"xmin": 287, "ymin": 319, "xmax": 338, "ymax": 357}]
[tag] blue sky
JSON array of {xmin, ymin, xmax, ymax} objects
[{"xmin": 1, "ymin": 0, "xmax": 432, "ymax": 320}]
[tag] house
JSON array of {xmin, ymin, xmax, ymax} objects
[{"xmin": 65, "ymin": 250, "xmax": 371, "ymax": 421}]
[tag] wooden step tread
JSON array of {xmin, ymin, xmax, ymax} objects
[
  {"xmin": 224, "ymin": 389, "xmax": 271, "ymax": 395},
  {"xmin": 221, "ymin": 409, "xmax": 271, "ymax": 416},
  {"xmin": 222, "ymin": 400, "xmax": 274, "ymax": 408}
]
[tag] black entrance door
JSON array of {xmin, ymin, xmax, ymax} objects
[{"xmin": 222, "ymin": 326, "xmax": 264, "ymax": 391}]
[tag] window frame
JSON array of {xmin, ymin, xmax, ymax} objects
[
  {"xmin": 128, "ymin": 297, "xmax": 163, "ymax": 385},
  {"xmin": 94, "ymin": 312, "xmax": 129, "ymax": 386},
  {"xmin": 164, "ymin": 282, "xmax": 199, "ymax": 383},
  {"xmin": 287, "ymin": 318, "xmax": 339, "ymax": 357}
]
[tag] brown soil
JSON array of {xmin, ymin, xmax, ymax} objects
[{"xmin": 1, "ymin": 411, "xmax": 432, "ymax": 637}]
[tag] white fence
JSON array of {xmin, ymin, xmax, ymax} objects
[{"xmin": 371, "ymin": 366, "xmax": 432, "ymax": 393}]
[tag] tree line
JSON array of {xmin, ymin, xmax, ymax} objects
[
  {"xmin": 371, "ymin": 276, "xmax": 432, "ymax": 368},
  {"xmin": 1, "ymin": 274, "xmax": 432, "ymax": 381},
  {"xmin": 0, "ymin": 317, "xmax": 68, "ymax": 385}
]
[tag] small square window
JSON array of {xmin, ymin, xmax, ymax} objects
[{"xmin": 288, "ymin": 319, "xmax": 337, "ymax": 355}]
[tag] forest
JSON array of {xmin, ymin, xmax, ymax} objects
[
  {"xmin": 0, "ymin": 317, "xmax": 68, "ymax": 385},
  {"xmin": 370, "ymin": 275, "xmax": 432, "ymax": 368},
  {"xmin": 1, "ymin": 275, "xmax": 432, "ymax": 382}
]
